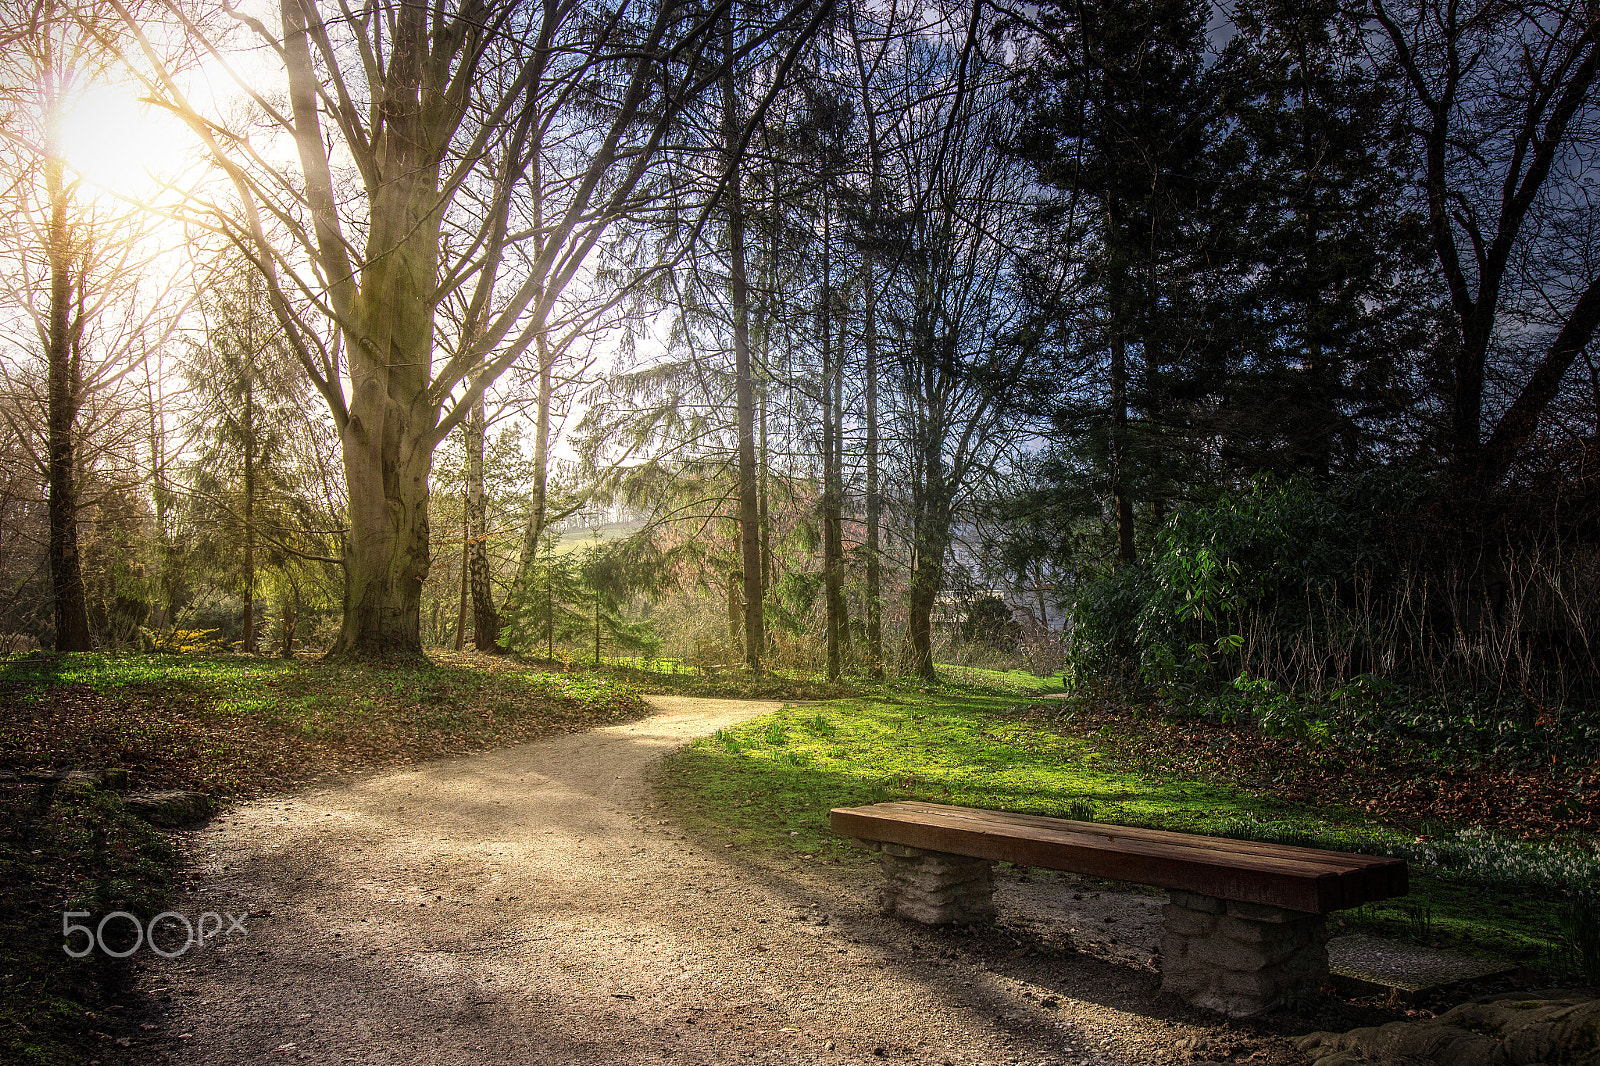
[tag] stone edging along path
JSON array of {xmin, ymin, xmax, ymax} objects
[{"xmin": 121, "ymin": 696, "xmax": 1360, "ymax": 1065}]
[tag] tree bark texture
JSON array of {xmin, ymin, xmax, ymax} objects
[
  {"xmin": 45, "ymin": 153, "xmax": 90, "ymax": 652},
  {"xmin": 906, "ymin": 496, "xmax": 952, "ymax": 682},
  {"xmin": 454, "ymin": 483, "xmax": 468, "ymax": 653},
  {"xmin": 331, "ymin": 361, "xmax": 436, "ymax": 661}
]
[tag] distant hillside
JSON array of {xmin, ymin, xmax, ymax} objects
[{"xmin": 549, "ymin": 519, "xmax": 644, "ymax": 556}]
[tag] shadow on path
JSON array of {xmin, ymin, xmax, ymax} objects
[{"xmin": 123, "ymin": 696, "xmax": 1311, "ymax": 1066}]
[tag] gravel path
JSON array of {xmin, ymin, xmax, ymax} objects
[{"xmin": 128, "ymin": 695, "xmax": 1301, "ymax": 1066}]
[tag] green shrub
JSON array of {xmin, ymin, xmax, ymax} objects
[{"xmin": 1066, "ymin": 471, "xmax": 1422, "ymax": 693}]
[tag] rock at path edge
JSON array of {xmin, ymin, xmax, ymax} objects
[
  {"xmin": 125, "ymin": 789, "xmax": 214, "ymax": 827},
  {"xmin": 1298, "ymin": 990, "xmax": 1600, "ymax": 1066}
]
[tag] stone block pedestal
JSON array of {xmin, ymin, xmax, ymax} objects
[
  {"xmin": 1160, "ymin": 890, "xmax": 1330, "ymax": 1017},
  {"xmin": 853, "ymin": 840, "xmax": 997, "ymax": 925}
]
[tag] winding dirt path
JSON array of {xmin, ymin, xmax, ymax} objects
[{"xmin": 131, "ymin": 696, "xmax": 1289, "ymax": 1066}]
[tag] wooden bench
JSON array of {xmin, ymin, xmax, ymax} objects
[{"xmin": 832, "ymin": 801, "xmax": 1407, "ymax": 1017}]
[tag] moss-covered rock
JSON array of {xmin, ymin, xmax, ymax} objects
[{"xmin": 1298, "ymin": 991, "xmax": 1600, "ymax": 1065}]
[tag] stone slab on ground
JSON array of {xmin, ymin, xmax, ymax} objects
[
  {"xmin": 123, "ymin": 789, "xmax": 213, "ymax": 827},
  {"xmin": 1328, "ymin": 933, "xmax": 1515, "ymax": 1001},
  {"xmin": 1299, "ymin": 990, "xmax": 1600, "ymax": 1066}
]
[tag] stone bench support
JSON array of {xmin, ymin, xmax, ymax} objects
[
  {"xmin": 853, "ymin": 840, "xmax": 997, "ymax": 925},
  {"xmin": 851, "ymin": 845, "xmax": 1328, "ymax": 1016},
  {"xmin": 837, "ymin": 803, "xmax": 1403, "ymax": 1019},
  {"xmin": 1160, "ymin": 890, "xmax": 1330, "ymax": 1017}
]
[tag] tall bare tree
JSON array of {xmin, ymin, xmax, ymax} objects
[
  {"xmin": 0, "ymin": 0, "xmax": 196, "ymax": 650},
  {"xmin": 0, "ymin": 0, "xmax": 117, "ymax": 650},
  {"xmin": 1368, "ymin": 0, "xmax": 1600, "ymax": 488},
  {"xmin": 881, "ymin": 9, "xmax": 1036, "ymax": 680},
  {"xmin": 115, "ymin": 0, "xmax": 828, "ymax": 660}
]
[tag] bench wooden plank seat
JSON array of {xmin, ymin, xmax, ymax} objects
[
  {"xmin": 832, "ymin": 801, "xmax": 1408, "ymax": 1018},
  {"xmin": 831, "ymin": 800, "xmax": 1406, "ymax": 914}
]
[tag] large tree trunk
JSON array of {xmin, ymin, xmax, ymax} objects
[
  {"xmin": 454, "ymin": 483, "xmax": 468, "ymax": 653},
  {"xmin": 45, "ymin": 154, "xmax": 89, "ymax": 652},
  {"xmin": 467, "ymin": 393, "xmax": 502, "ymax": 651},
  {"xmin": 724, "ymin": 23, "xmax": 764, "ymax": 674},
  {"xmin": 905, "ymin": 316, "xmax": 953, "ymax": 682},
  {"xmin": 327, "ymin": 372, "xmax": 435, "ymax": 661},
  {"xmin": 295, "ymin": 0, "xmax": 439, "ymax": 663}
]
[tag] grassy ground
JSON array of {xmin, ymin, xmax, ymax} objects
[
  {"xmin": 0, "ymin": 650, "xmax": 647, "ymax": 795},
  {"xmin": 602, "ymin": 656, "xmax": 1052, "ymax": 702},
  {"xmin": 0, "ymin": 649, "xmax": 648, "ymax": 1066},
  {"xmin": 657, "ymin": 681, "xmax": 1589, "ymax": 982}
]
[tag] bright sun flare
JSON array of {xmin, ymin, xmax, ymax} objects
[{"xmin": 57, "ymin": 85, "xmax": 186, "ymax": 193}]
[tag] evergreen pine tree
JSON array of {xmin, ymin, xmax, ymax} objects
[
  {"xmin": 1217, "ymin": 0, "xmax": 1426, "ymax": 476},
  {"xmin": 1011, "ymin": 0, "xmax": 1233, "ymax": 560},
  {"xmin": 184, "ymin": 276, "xmax": 332, "ymax": 651}
]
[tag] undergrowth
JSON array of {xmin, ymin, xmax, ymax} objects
[{"xmin": 1156, "ymin": 671, "xmax": 1600, "ymax": 777}]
